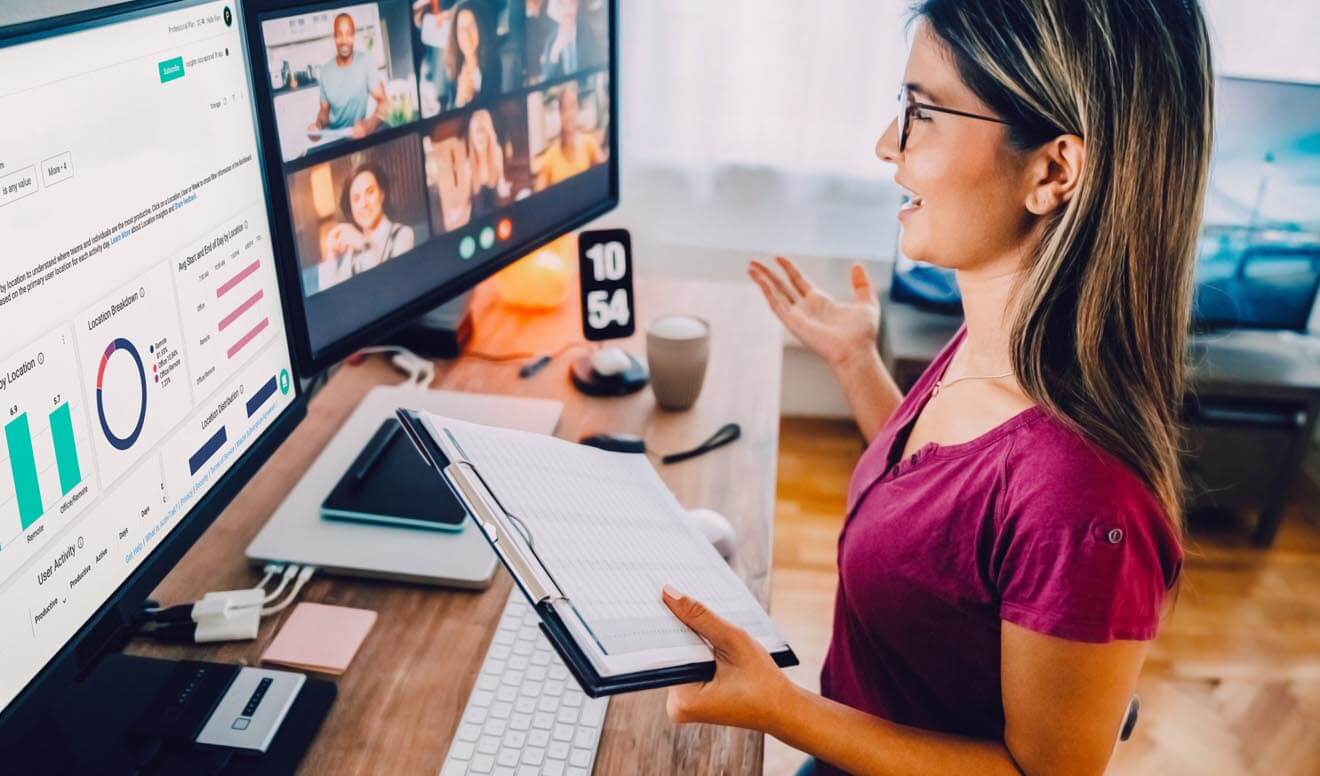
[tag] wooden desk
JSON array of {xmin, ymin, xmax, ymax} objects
[{"xmin": 127, "ymin": 275, "xmax": 784, "ymax": 775}]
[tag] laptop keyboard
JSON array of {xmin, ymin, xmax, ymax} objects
[{"xmin": 440, "ymin": 589, "xmax": 608, "ymax": 775}]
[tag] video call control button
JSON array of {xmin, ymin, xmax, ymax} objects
[
  {"xmin": 459, "ymin": 236, "xmax": 477, "ymax": 260},
  {"xmin": 479, "ymin": 227, "xmax": 495, "ymax": 250}
]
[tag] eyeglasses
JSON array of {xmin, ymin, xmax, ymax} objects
[{"xmin": 898, "ymin": 85, "xmax": 1010, "ymax": 152}]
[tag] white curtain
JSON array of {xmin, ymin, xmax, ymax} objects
[{"xmin": 618, "ymin": 0, "xmax": 912, "ymax": 182}]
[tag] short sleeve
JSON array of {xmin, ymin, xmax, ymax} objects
[{"xmin": 994, "ymin": 434, "xmax": 1182, "ymax": 644}]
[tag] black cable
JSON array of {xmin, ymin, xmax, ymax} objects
[{"xmin": 659, "ymin": 423, "xmax": 742, "ymax": 465}]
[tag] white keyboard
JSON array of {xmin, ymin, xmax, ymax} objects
[{"xmin": 440, "ymin": 589, "xmax": 609, "ymax": 776}]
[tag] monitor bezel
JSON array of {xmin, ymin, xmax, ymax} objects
[
  {"xmin": 0, "ymin": 0, "xmax": 309, "ymax": 730},
  {"xmin": 245, "ymin": 0, "xmax": 621, "ymax": 375}
]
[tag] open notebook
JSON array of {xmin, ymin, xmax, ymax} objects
[{"xmin": 395, "ymin": 409, "xmax": 797, "ymax": 696}]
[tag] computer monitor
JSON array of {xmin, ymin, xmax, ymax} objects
[
  {"xmin": 0, "ymin": 0, "xmax": 305, "ymax": 738},
  {"xmin": 245, "ymin": 0, "xmax": 618, "ymax": 372},
  {"xmin": 1193, "ymin": 76, "xmax": 1320, "ymax": 333}
]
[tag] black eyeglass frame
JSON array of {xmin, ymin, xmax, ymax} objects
[{"xmin": 898, "ymin": 85, "xmax": 1011, "ymax": 151}]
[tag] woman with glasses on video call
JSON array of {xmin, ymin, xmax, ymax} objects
[{"xmin": 658, "ymin": 1, "xmax": 1213, "ymax": 774}]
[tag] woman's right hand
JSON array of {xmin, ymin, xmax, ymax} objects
[{"xmin": 748, "ymin": 257, "xmax": 880, "ymax": 370}]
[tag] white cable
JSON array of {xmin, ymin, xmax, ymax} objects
[
  {"xmin": 255, "ymin": 563, "xmax": 299, "ymax": 605},
  {"xmin": 356, "ymin": 345, "xmax": 434, "ymax": 387},
  {"xmin": 260, "ymin": 565, "xmax": 317, "ymax": 616}
]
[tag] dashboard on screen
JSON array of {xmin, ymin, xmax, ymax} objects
[
  {"xmin": 0, "ymin": 0, "xmax": 299, "ymax": 713},
  {"xmin": 248, "ymin": 0, "xmax": 617, "ymax": 370}
]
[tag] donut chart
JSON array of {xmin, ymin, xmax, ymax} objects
[{"xmin": 95, "ymin": 337, "xmax": 147, "ymax": 451}]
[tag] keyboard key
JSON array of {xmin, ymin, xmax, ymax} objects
[
  {"xmin": 542, "ymin": 761, "xmax": 565, "ymax": 776},
  {"xmin": 457, "ymin": 723, "xmax": 481, "ymax": 742},
  {"xmin": 531, "ymin": 650, "xmax": 552, "ymax": 666},
  {"xmin": 497, "ymin": 748, "xmax": 521, "ymax": 768},
  {"xmin": 567, "ymin": 767, "xmax": 588, "ymax": 776},
  {"xmin": 487, "ymin": 719, "xmax": 507, "ymax": 737},
  {"xmin": 513, "ymin": 640, "xmax": 533, "ymax": 656},
  {"xmin": 477, "ymin": 736, "xmax": 500, "ymax": 755},
  {"xmin": 538, "ymin": 696, "xmax": 559, "ymax": 713},
  {"xmin": 497, "ymin": 686, "xmax": 518, "ymax": 703},
  {"xmin": 470, "ymin": 753, "xmax": 495, "ymax": 774},
  {"xmin": 491, "ymin": 702, "xmax": 513, "ymax": 720},
  {"xmin": 522, "ymin": 746, "xmax": 546, "ymax": 766},
  {"xmin": 569, "ymin": 748, "xmax": 593, "ymax": 768},
  {"xmin": 510, "ymin": 713, "xmax": 531, "ymax": 731},
  {"xmin": 529, "ymin": 728, "xmax": 550, "ymax": 748},
  {"xmin": 519, "ymin": 681, "xmax": 544, "ymax": 698},
  {"xmin": 527, "ymin": 665, "xmax": 548, "ymax": 681},
  {"xmin": 557, "ymin": 705, "xmax": 580, "ymax": 724},
  {"xmin": 562, "ymin": 691, "xmax": 583, "ymax": 708},
  {"xmin": 494, "ymin": 766, "xmax": 516, "ymax": 776},
  {"xmin": 553, "ymin": 723, "xmax": 574, "ymax": 742},
  {"xmin": 517, "ymin": 767, "xmax": 541, "ymax": 776},
  {"xmin": 581, "ymin": 700, "xmax": 607, "ymax": 725},
  {"xmin": 506, "ymin": 730, "xmax": 527, "ymax": 750},
  {"xmin": 477, "ymin": 674, "xmax": 499, "ymax": 691},
  {"xmin": 550, "ymin": 666, "xmax": 568, "ymax": 680},
  {"xmin": 574, "ymin": 727, "xmax": 596, "ymax": 748},
  {"xmin": 440, "ymin": 760, "xmax": 467, "ymax": 776},
  {"xmin": 500, "ymin": 669, "xmax": 525, "ymax": 687},
  {"xmin": 515, "ymin": 697, "xmax": 537, "ymax": 715},
  {"xmin": 533, "ymin": 711, "xmax": 555, "ymax": 730},
  {"xmin": 468, "ymin": 705, "xmax": 489, "ymax": 724},
  {"xmin": 449, "ymin": 740, "xmax": 476, "ymax": 761},
  {"xmin": 548, "ymin": 740, "xmax": 570, "ymax": 759},
  {"xmin": 490, "ymin": 645, "xmax": 512, "ymax": 660},
  {"xmin": 470, "ymin": 690, "xmax": 494, "ymax": 708}
]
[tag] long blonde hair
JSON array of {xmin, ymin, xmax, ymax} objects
[
  {"xmin": 466, "ymin": 108, "xmax": 506, "ymax": 193},
  {"xmin": 913, "ymin": 0, "xmax": 1215, "ymax": 534}
]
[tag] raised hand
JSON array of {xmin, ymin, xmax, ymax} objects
[{"xmin": 748, "ymin": 257, "xmax": 880, "ymax": 370}]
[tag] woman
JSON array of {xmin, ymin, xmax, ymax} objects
[
  {"xmin": 534, "ymin": 81, "xmax": 604, "ymax": 190},
  {"xmin": 319, "ymin": 164, "xmax": 415, "ymax": 292},
  {"xmin": 466, "ymin": 108, "xmax": 512, "ymax": 218},
  {"xmin": 660, "ymin": 1, "xmax": 1213, "ymax": 774},
  {"xmin": 445, "ymin": 0, "xmax": 502, "ymax": 109}
]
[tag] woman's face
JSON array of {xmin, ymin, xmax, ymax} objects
[
  {"xmin": 457, "ymin": 10, "xmax": 480, "ymax": 60},
  {"xmin": 349, "ymin": 171, "xmax": 384, "ymax": 230},
  {"xmin": 876, "ymin": 24, "xmax": 1036, "ymax": 273}
]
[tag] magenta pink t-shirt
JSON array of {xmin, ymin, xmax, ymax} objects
[{"xmin": 817, "ymin": 328, "xmax": 1182, "ymax": 764}]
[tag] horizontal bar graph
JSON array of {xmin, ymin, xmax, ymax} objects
[
  {"xmin": 216, "ymin": 259, "xmax": 260, "ymax": 297},
  {"xmin": 226, "ymin": 317, "xmax": 269, "ymax": 359},
  {"xmin": 246, "ymin": 375, "xmax": 277, "ymax": 417},
  {"xmin": 189, "ymin": 426, "xmax": 228, "ymax": 476},
  {"xmin": 218, "ymin": 289, "xmax": 263, "ymax": 332}
]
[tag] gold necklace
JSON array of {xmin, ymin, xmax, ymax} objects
[
  {"xmin": 931, "ymin": 370, "xmax": 1014, "ymax": 397},
  {"xmin": 932, "ymin": 347, "xmax": 1013, "ymax": 397}
]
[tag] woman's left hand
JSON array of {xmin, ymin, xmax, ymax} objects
[{"xmin": 661, "ymin": 586, "xmax": 796, "ymax": 733}]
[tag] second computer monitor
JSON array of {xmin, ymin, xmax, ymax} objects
[{"xmin": 246, "ymin": 0, "xmax": 618, "ymax": 371}]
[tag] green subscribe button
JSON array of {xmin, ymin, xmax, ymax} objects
[{"xmin": 158, "ymin": 56, "xmax": 185, "ymax": 83}]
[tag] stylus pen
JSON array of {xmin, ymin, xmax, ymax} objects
[{"xmin": 353, "ymin": 422, "xmax": 401, "ymax": 482}]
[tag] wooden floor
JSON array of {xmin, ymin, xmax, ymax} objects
[{"xmin": 764, "ymin": 418, "xmax": 1320, "ymax": 776}]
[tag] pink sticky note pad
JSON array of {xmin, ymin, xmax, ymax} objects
[{"xmin": 261, "ymin": 602, "xmax": 377, "ymax": 675}]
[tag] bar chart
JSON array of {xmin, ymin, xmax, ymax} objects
[{"xmin": 0, "ymin": 328, "xmax": 97, "ymax": 576}]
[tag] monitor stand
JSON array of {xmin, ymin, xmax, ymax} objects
[
  {"xmin": 388, "ymin": 292, "xmax": 474, "ymax": 359},
  {"xmin": 9, "ymin": 653, "xmax": 334, "ymax": 775}
]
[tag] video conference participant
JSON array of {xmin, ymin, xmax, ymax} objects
[
  {"xmin": 318, "ymin": 164, "xmax": 416, "ymax": 291},
  {"xmin": 310, "ymin": 13, "xmax": 387, "ymax": 140},
  {"xmin": 446, "ymin": 0, "xmax": 503, "ymax": 108},
  {"xmin": 523, "ymin": 0, "xmax": 557, "ymax": 85},
  {"xmin": 467, "ymin": 109, "xmax": 514, "ymax": 217},
  {"xmin": 537, "ymin": 0, "xmax": 603, "ymax": 81},
  {"xmin": 414, "ymin": 0, "xmax": 457, "ymax": 117},
  {"xmin": 535, "ymin": 80, "xmax": 605, "ymax": 190}
]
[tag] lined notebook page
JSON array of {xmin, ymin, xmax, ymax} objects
[{"xmin": 434, "ymin": 416, "xmax": 779, "ymax": 657}]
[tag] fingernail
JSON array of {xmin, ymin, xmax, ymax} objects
[{"xmin": 661, "ymin": 584, "xmax": 683, "ymax": 601}]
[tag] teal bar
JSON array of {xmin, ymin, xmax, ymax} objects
[
  {"xmin": 49, "ymin": 403, "xmax": 81, "ymax": 495},
  {"xmin": 5, "ymin": 413, "xmax": 43, "ymax": 529}
]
